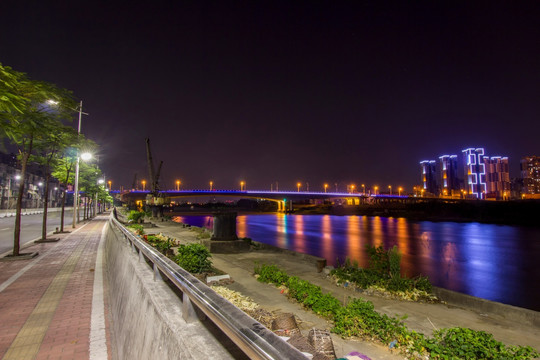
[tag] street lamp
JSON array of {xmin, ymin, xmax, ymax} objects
[
  {"xmin": 176, "ymin": 180, "xmax": 180, "ymax": 191},
  {"xmin": 142, "ymin": 180, "xmax": 146, "ymax": 191},
  {"xmin": 374, "ymin": 186, "xmax": 379, "ymax": 195},
  {"xmin": 350, "ymin": 184, "xmax": 355, "ymax": 193},
  {"xmin": 324, "ymin": 183, "xmax": 328, "ymax": 193},
  {"xmin": 240, "ymin": 181, "xmax": 245, "ymax": 191},
  {"xmin": 398, "ymin": 187, "xmax": 403, "ymax": 196},
  {"xmin": 361, "ymin": 184, "xmax": 365, "ymax": 195},
  {"xmin": 108, "ymin": 180, "xmax": 112, "ymax": 190},
  {"xmin": 210, "ymin": 181, "xmax": 213, "ymax": 191},
  {"xmin": 49, "ymin": 99, "xmax": 89, "ymax": 228},
  {"xmin": 297, "ymin": 182, "xmax": 301, "ymax": 192},
  {"xmin": 388, "ymin": 185, "xmax": 392, "ymax": 195}
]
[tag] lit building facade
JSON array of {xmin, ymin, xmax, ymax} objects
[
  {"xmin": 462, "ymin": 148, "xmax": 486, "ymax": 199},
  {"xmin": 439, "ymin": 155, "xmax": 460, "ymax": 196},
  {"xmin": 521, "ymin": 156, "xmax": 540, "ymax": 194},
  {"xmin": 420, "ymin": 160, "xmax": 438, "ymax": 195},
  {"xmin": 484, "ymin": 156, "xmax": 510, "ymax": 199}
]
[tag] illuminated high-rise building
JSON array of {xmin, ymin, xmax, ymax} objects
[
  {"xmin": 484, "ymin": 156, "xmax": 510, "ymax": 199},
  {"xmin": 521, "ymin": 156, "xmax": 540, "ymax": 194},
  {"xmin": 462, "ymin": 148, "xmax": 486, "ymax": 199},
  {"xmin": 420, "ymin": 160, "xmax": 438, "ymax": 195},
  {"xmin": 439, "ymin": 155, "xmax": 459, "ymax": 196}
]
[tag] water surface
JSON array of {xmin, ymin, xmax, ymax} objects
[{"xmin": 174, "ymin": 214, "xmax": 540, "ymax": 311}]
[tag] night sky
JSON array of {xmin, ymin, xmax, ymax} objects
[{"xmin": 1, "ymin": 1, "xmax": 539, "ymax": 192}]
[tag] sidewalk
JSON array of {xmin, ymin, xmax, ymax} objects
[{"xmin": 0, "ymin": 215, "xmax": 111, "ymax": 360}]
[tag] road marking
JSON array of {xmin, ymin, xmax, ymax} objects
[
  {"xmin": 1, "ymin": 228, "xmax": 9, "ymax": 231},
  {"xmin": 90, "ymin": 222, "xmax": 109, "ymax": 359}
]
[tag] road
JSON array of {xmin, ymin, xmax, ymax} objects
[{"xmin": 0, "ymin": 210, "xmax": 75, "ymax": 255}]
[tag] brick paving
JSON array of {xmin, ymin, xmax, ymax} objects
[{"xmin": 0, "ymin": 217, "xmax": 111, "ymax": 360}]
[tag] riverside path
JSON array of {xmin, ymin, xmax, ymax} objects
[{"xmin": 0, "ymin": 215, "xmax": 111, "ymax": 359}]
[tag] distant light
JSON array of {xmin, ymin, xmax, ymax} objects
[
  {"xmin": 98, "ymin": 179, "xmax": 105, "ymax": 184},
  {"xmin": 38, "ymin": 182, "xmax": 43, "ymax": 186},
  {"xmin": 81, "ymin": 152, "xmax": 92, "ymax": 161},
  {"xmin": 15, "ymin": 175, "xmax": 21, "ymax": 180},
  {"xmin": 46, "ymin": 99, "xmax": 59, "ymax": 106}
]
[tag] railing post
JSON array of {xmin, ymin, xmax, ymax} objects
[
  {"xmin": 139, "ymin": 249, "xmax": 145, "ymax": 263},
  {"xmin": 153, "ymin": 263, "xmax": 162, "ymax": 281},
  {"xmin": 182, "ymin": 292, "xmax": 198, "ymax": 323}
]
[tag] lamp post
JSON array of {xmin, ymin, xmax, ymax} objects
[
  {"xmin": 209, "ymin": 181, "xmax": 213, "ymax": 191},
  {"xmin": 374, "ymin": 186, "xmax": 379, "ymax": 195},
  {"xmin": 108, "ymin": 180, "xmax": 112, "ymax": 191},
  {"xmin": 398, "ymin": 187, "xmax": 403, "ymax": 196},
  {"xmin": 324, "ymin": 183, "xmax": 328, "ymax": 193},
  {"xmin": 361, "ymin": 184, "xmax": 365, "ymax": 195},
  {"xmin": 388, "ymin": 185, "xmax": 392, "ymax": 195},
  {"xmin": 142, "ymin": 180, "xmax": 146, "ymax": 191},
  {"xmin": 176, "ymin": 180, "xmax": 180, "ymax": 191},
  {"xmin": 71, "ymin": 100, "xmax": 89, "ymax": 228},
  {"xmin": 297, "ymin": 182, "xmax": 301, "ymax": 192},
  {"xmin": 240, "ymin": 181, "xmax": 245, "ymax": 191}
]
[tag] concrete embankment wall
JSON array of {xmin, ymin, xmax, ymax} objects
[
  {"xmin": 433, "ymin": 287, "xmax": 540, "ymax": 328},
  {"xmin": 103, "ymin": 222, "xmax": 237, "ymax": 359}
]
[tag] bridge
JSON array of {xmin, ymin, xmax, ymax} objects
[{"xmin": 118, "ymin": 189, "xmax": 412, "ymax": 211}]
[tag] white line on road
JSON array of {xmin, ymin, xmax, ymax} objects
[
  {"xmin": 1, "ymin": 228, "xmax": 9, "ymax": 231},
  {"xmin": 90, "ymin": 222, "xmax": 109, "ymax": 360}
]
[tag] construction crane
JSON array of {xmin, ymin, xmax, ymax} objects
[{"xmin": 145, "ymin": 138, "xmax": 169, "ymax": 217}]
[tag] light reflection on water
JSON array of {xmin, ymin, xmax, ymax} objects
[{"xmin": 173, "ymin": 214, "xmax": 540, "ymax": 311}]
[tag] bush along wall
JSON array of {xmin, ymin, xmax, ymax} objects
[
  {"xmin": 125, "ymin": 225, "xmax": 213, "ymax": 274},
  {"xmin": 253, "ymin": 264, "xmax": 539, "ymax": 360}
]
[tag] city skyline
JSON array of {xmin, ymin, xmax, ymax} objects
[{"xmin": 1, "ymin": 2, "xmax": 539, "ymax": 189}]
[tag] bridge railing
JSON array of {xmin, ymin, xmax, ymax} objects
[{"xmin": 109, "ymin": 214, "xmax": 308, "ymax": 360}]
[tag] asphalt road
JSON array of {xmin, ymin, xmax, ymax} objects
[{"xmin": 0, "ymin": 210, "xmax": 74, "ymax": 255}]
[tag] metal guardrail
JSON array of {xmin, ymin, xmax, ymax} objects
[{"xmin": 109, "ymin": 215, "xmax": 308, "ymax": 360}]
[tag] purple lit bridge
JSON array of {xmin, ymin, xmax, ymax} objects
[{"xmin": 118, "ymin": 190, "xmax": 411, "ymax": 211}]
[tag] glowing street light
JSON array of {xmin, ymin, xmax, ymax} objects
[
  {"xmin": 350, "ymin": 184, "xmax": 355, "ymax": 193},
  {"xmin": 108, "ymin": 180, "xmax": 112, "ymax": 190},
  {"xmin": 210, "ymin": 181, "xmax": 213, "ymax": 191},
  {"xmin": 361, "ymin": 184, "xmax": 365, "ymax": 195},
  {"xmin": 388, "ymin": 185, "xmax": 392, "ymax": 195},
  {"xmin": 398, "ymin": 187, "xmax": 403, "ymax": 196},
  {"xmin": 240, "ymin": 181, "xmax": 245, "ymax": 191},
  {"xmin": 374, "ymin": 186, "xmax": 379, "ymax": 195},
  {"xmin": 176, "ymin": 180, "xmax": 181, "ymax": 191},
  {"xmin": 324, "ymin": 183, "xmax": 328, "ymax": 193},
  {"xmin": 297, "ymin": 182, "xmax": 301, "ymax": 192},
  {"xmin": 142, "ymin": 180, "xmax": 146, "ymax": 191}
]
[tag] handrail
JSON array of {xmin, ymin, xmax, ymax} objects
[{"xmin": 109, "ymin": 215, "xmax": 308, "ymax": 360}]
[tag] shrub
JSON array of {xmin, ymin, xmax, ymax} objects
[
  {"xmin": 128, "ymin": 224, "xmax": 145, "ymax": 235},
  {"xmin": 254, "ymin": 264, "xmax": 289, "ymax": 285},
  {"xmin": 423, "ymin": 327, "xmax": 540, "ymax": 359},
  {"xmin": 174, "ymin": 243, "xmax": 212, "ymax": 273},
  {"xmin": 127, "ymin": 210, "xmax": 146, "ymax": 223}
]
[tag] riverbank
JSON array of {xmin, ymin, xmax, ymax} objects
[{"xmin": 144, "ymin": 218, "xmax": 540, "ymax": 359}]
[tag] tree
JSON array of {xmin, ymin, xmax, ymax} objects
[
  {"xmin": 0, "ymin": 63, "xmax": 76, "ymax": 256},
  {"xmin": 51, "ymin": 151, "xmax": 77, "ymax": 232},
  {"xmin": 32, "ymin": 125, "xmax": 78, "ymax": 240},
  {"xmin": 0, "ymin": 63, "xmax": 29, "ymax": 117}
]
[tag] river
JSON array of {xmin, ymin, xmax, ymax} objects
[{"xmin": 173, "ymin": 213, "xmax": 540, "ymax": 312}]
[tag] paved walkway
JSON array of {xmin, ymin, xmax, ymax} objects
[{"xmin": 0, "ymin": 216, "xmax": 111, "ymax": 360}]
